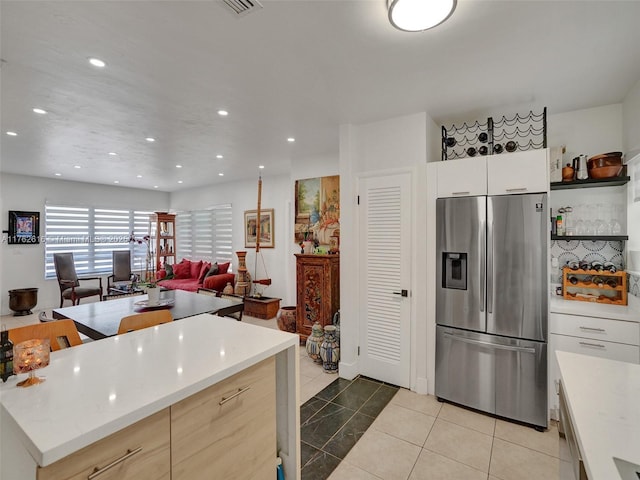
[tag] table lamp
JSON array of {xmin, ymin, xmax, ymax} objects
[{"xmin": 14, "ymin": 338, "xmax": 50, "ymax": 387}]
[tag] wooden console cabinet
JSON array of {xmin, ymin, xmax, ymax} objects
[{"xmin": 295, "ymin": 254, "xmax": 339, "ymax": 341}]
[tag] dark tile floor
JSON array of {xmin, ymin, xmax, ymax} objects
[{"xmin": 300, "ymin": 376, "xmax": 400, "ymax": 480}]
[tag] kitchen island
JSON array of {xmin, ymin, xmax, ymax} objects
[
  {"xmin": 557, "ymin": 351, "xmax": 640, "ymax": 480},
  {"xmin": 0, "ymin": 314, "xmax": 300, "ymax": 479}
]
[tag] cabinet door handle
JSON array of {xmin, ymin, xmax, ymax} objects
[
  {"xmin": 579, "ymin": 341, "xmax": 605, "ymax": 349},
  {"xmin": 506, "ymin": 187, "xmax": 528, "ymax": 192},
  {"xmin": 452, "ymin": 191, "xmax": 470, "ymax": 195},
  {"xmin": 579, "ymin": 326, "xmax": 605, "ymax": 333},
  {"xmin": 88, "ymin": 447, "xmax": 142, "ymax": 479},
  {"xmin": 219, "ymin": 386, "xmax": 251, "ymax": 405}
]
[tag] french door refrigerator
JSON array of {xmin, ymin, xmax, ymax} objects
[{"xmin": 435, "ymin": 193, "xmax": 548, "ymax": 428}]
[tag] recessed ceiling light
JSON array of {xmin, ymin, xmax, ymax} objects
[
  {"xmin": 33, "ymin": 108, "xmax": 47, "ymax": 115},
  {"xmin": 108, "ymin": 152, "xmax": 118, "ymax": 156},
  {"xmin": 259, "ymin": 165, "xmax": 265, "ymax": 169},
  {"xmin": 6, "ymin": 131, "xmax": 17, "ymax": 136},
  {"xmin": 88, "ymin": 58, "xmax": 106, "ymax": 68},
  {"xmin": 113, "ymin": 180, "xmax": 120, "ymax": 184},
  {"xmin": 54, "ymin": 173, "xmax": 62, "ymax": 177},
  {"xmin": 178, "ymin": 180, "xmax": 183, "ymax": 184},
  {"xmin": 145, "ymin": 137, "xmax": 155, "ymax": 142},
  {"xmin": 216, "ymin": 154, "xmax": 223, "ymax": 159},
  {"xmin": 287, "ymin": 137, "xmax": 295, "ymax": 142},
  {"xmin": 175, "ymin": 164, "xmax": 182, "ymax": 168},
  {"xmin": 153, "ymin": 185, "xmax": 159, "ymax": 189},
  {"xmin": 217, "ymin": 110, "xmax": 228, "ymax": 116},
  {"xmin": 74, "ymin": 165, "xmax": 81, "ymax": 169},
  {"xmin": 218, "ymin": 173, "xmax": 224, "ymax": 176},
  {"xmin": 136, "ymin": 175, "xmax": 143, "ymax": 178}
]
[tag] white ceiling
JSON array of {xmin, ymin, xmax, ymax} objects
[{"xmin": 2, "ymin": 0, "xmax": 640, "ymax": 192}]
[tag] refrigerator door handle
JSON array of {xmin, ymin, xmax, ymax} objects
[
  {"xmin": 479, "ymin": 217, "xmax": 486, "ymax": 313},
  {"xmin": 443, "ymin": 332, "xmax": 536, "ymax": 354},
  {"xmin": 486, "ymin": 198, "xmax": 494, "ymax": 314}
]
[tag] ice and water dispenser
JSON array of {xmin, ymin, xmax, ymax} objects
[{"xmin": 442, "ymin": 252, "xmax": 467, "ymax": 290}]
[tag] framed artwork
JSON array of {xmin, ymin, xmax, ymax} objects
[
  {"xmin": 244, "ymin": 208, "xmax": 275, "ymax": 248},
  {"xmin": 8, "ymin": 210, "xmax": 40, "ymax": 244},
  {"xmin": 294, "ymin": 175, "xmax": 340, "ymax": 246}
]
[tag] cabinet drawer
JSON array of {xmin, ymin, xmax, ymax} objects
[
  {"xmin": 550, "ymin": 313, "xmax": 640, "ymax": 346},
  {"xmin": 551, "ymin": 333, "xmax": 639, "ymax": 364},
  {"xmin": 436, "ymin": 157, "xmax": 487, "ymax": 198},
  {"xmin": 171, "ymin": 357, "xmax": 276, "ymax": 480},
  {"xmin": 37, "ymin": 409, "xmax": 170, "ymax": 480}
]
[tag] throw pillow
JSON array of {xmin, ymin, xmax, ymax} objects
[
  {"xmin": 218, "ymin": 262, "xmax": 230, "ymax": 274},
  {"xmin": 198, "ymin": 262, "xmax": 211, "ymax": 284},
  {"xmin": 204, "ymin": 262, "xmax": 219, "ymax": 280},
  {"xmin": 190, "ymin": 260, "xmax": 203, "ymax": 279},
  {"xmin": 173, "ymin": 262, "xmax": 191, "ymax": 279}
]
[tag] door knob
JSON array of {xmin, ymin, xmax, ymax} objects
[{"xmin": 392, "ymin": 289, "xmax": 408, "ymax": 297}]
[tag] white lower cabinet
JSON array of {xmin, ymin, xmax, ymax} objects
[{"xmin": 548, "ymin": 313, "xmax": 640, "ymax": 420}]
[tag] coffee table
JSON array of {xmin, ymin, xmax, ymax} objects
[{"xmin": 53, "ymin": 289, "xmax": 244, "ymax": 340}]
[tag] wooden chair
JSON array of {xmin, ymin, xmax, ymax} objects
[
  {"xmin": 9, "ymin": 320, "xmax": 83, "ymax": 351},
  {"xmin": 118, "ymin": 310, "xmax": 173, "ymax": 334},
  {"xmin": 197, "ymin": 288, "xmax": 244, "ymax": 321},
  {"xmin": 54, "ymin": 252, "xmax": 103, "ymax": 307}
]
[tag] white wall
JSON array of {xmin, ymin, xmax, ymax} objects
[
  {"xmin": 0, "ymin": 174, "xmax": 170, "ymax": 315},
  {"xmin": 623, "ymin": 79, "xmax": 640, "ymax": 271},
  {"xmin": 623, "ymin": 78, "xmax": 640, "ymax": 158},
  {"xmin": 339, "ymin": 111, "xmax": 436, "ymax": 392},
  {"xmin": 168, "ymin": 153, "xmax": 340, "ymax": 308}
]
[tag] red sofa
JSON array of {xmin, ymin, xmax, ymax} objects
[{"xmin": 157, "ymin": 259, "xmax": 235, "ymax": 293}]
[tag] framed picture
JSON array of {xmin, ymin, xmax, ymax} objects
[
  {"xmin": 244, "ymin": 208, "xmax": 274, "ymax": 248},
  {"xmin": 294, "ymin": 175, "xmax": 340, "ymax": 245},
  {"xmin": 8, "ymin": 210, "xmax": 40, "ymax": 244}
]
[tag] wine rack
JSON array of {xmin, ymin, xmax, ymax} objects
[
  {"xmin": 442, "ymin": 107, "xmax": 547, "ymax": 161},
  {"xmin": 562, "ymin": 266, "xmax": 627, "ymax": 306}
]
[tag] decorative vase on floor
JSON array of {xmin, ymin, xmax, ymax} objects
[
  {"xmin": 223, "ymin": 282, "xmax": 234, "ymax": 295},
  {"xmin": 305, "ymin": 321, "xmax": 324, "ymax": 364},
  {"xmin": 320, "ymin": 325, "xmax": 339, "ymax": 373},
  {"xmin": 276, "ymin": 306, "xmax": 297, "ymax": 333}
]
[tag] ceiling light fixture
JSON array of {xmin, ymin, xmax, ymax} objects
[
  {"xmin": 6, "ymin": 131, "xmax": 17, "ymax": 136},
  {"xmin": 114, "ymin": 180, "xmax": 120, "ymax": 184},
  {"xmin": 154, "ymin": 185, "xmax": 159, "ymax": 189},
  {"xmin": 145, "ymin": 137, "xmax": 155, "ymax": 142},
  {"xmin": 178, "ymin": 180, "xmax": 183, "ymax": 184},
  {"xmin": 259, "ymin": 165, "xmax": 265, "ymax": 169},
  {"xmin": 108, "ymin": 152, "xmax": 118, "ymax": 156},
  {"xmin": 54, "ymin": 173, "xmax": 62, "ymax": 177},
  {"xmin": 74, "ymin": 165, "xmax": 81, "ymax": 169},
  {"xmin": 88, "ymin": 58, "xmax": 106, "ymax": 68},
  {"xmin": 136, "ymin": 175, "xmax": 142, "ymax": 178},
  {"xmin": 33, "ymin": 108, "xmax": 47, "ymax": 115},
  {"xmin": 217, "ymin": 110, "xmax": 228, "ymax": 116},
  {"xmin": 387, "ymin": 0, "xmax": 456, "ymax": 32},
  {"xmin": 287, "ymin": 137, "xmax": 295, "ymax": 143},
  {"xmin": 176, "ymin": 164, "xmax": 182, "ymax": 168},
  {"xmin": 218, "ymin": 173, "xmax": 224, "ymax": 176},
  {"xmin": 216, "ymin": 154, "xmax": 223, "ymax": 159}
]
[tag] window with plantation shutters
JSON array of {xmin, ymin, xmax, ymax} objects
[
  {"xmin": 175, "ymin": 204, "xmax": 233, "ymax": 266},
  {"xmin": 44, "ymin": 205, "xmax": 152, "ymax": 279}
]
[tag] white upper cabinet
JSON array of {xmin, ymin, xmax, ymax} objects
[
  {"xmin": 487, "ymin": 149, "xmax": 549, "ymax": 195},
  {"xmin": 436, "ymin": 157, "xmax": 487, "ymax": 198}
]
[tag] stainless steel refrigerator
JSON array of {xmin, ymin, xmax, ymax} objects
[{"xmin": 435, "ymin": 193, "xmax": 548, "ymax": 429}]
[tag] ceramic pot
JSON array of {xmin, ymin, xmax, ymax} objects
[
  {"xmin": 305, "ymin": 322, "xmax": 324, "ymax": 364},
  {"xmin": 8, "ymin": 288, "xmax": 38, "ymax": 316},
  {"xmin": 276, "ymin": 306, "xmax": 297, "ymax": 333},
  {"xmin": 223, "ymin": 282, "xmax": 234, "ymax": 295},
  {"xmin": 147, "ymin": 287, "xmax": 160, "ymax": 306},
  {"xmin": 320, "ymin": 325, "xmax": 339, "ymax": 373}
]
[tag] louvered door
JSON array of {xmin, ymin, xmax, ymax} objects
[{"xmin": 359, "ymin": 172, "xmax": 411, "ymax": 387}]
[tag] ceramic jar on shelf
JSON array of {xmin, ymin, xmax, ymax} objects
[{"xmin": 305, "ymin": 321, "xmax": 324, "ymax": 363}]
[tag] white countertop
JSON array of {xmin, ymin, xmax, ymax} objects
[
  {"xmin": 557, "ymin": 351, "xmax": 640, "ymax": 480},
  {"xmin": 0, "ymin": 314, "xmax": 298, "ymax": 467},
  {"xmin": 551, "ymin": 294, "xmax": 640, "ymax": 323}
]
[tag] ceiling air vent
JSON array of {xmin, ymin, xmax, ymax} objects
[{"xmin": 222, "ymin": 0, "xmax": 263, "ymax": 17}]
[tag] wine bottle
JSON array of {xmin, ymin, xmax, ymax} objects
[
  {"xmin": 592, "ymin": 276, "xmax": 605, "ymax": 287},
  {"xmin": 603, "ymin": 262, "xmax": 617, "ymax": 273},
  {"xmin": 568, "ymin": 261, "xmax": 580, "ymax": 270},
  {"xmin": 0, "ymin": 325, "xmax": 15, "ymax": 382},
  {"xmin": 568, "ymin": 276, "xmax": 579, "ymax": 285},
  {"xmin": 605, "ymin": 278, "xmax": 618, "ymax": 288},
  {"xmin": 590, "ymin": 261, "xmax": 603, "ymax": 272}
]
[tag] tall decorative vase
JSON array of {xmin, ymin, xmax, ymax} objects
[
  {"xmin": 305, "ymin": 322, "xmax": 324, "ymax": 364},
  {"xmin": 234, "ymin": 251, "xmax": 250, "ymax": 296},
  {"xmin": 276, "ymin": 306, "xmax": 297, "ymax": 333},
  {"xmin": 320, "ymin": 325, "xmax": 339, "ymax": 373}
]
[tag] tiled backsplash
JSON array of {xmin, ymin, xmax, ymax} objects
[{"xmin": 551, "ymin": 239, "xmax": 640, "ymax": 299}]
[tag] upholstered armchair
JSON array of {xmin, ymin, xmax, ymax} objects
[
  {"xmin": 107, "ymin": 250, "xmax": 134, "ymax": 292},
  {"xmin": 53, "ymin": 252, "xmax": 103, "ymax": 307}
]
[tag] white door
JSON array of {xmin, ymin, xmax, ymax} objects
[{"xmin": 358, "ymin": 172, "xmax": 412, "ymax": 387}]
